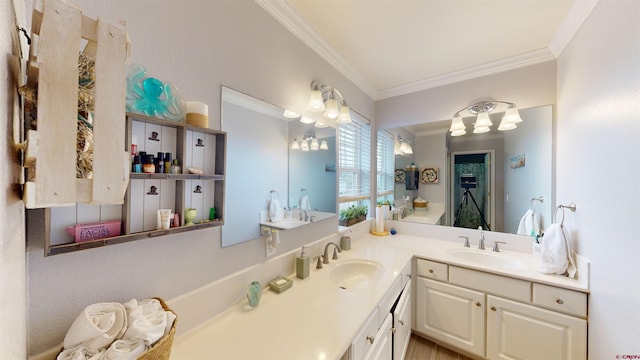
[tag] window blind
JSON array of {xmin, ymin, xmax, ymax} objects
[
  {"xmin": 337, "ymin": 112, "xmax": 371, "ymax": 204},
  {"xmin": 377, "ymin": 130, "xmax": 394, "ymax": 197}
]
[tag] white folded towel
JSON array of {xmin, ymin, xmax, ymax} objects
[
  {"xmin": 517, "ymin": 209, "xmax": 540, "ymax": 237},
  {"xmin": 100, "ymin": 339, "xmax": 146, "ymax": 360},
  {"xmin": 268, "ymin": 199, "xmax": 283, "ymax": 222},
  {"xmin": 299, "ymin": 195, "xmax": 310, "ymax": 210},
  {"xmin": 537, "ymin": 223, "xmax": 577, "ymax": 278},
  {"xmin": 122, "ymin": 298, "xmax": 171, "ymax": 346},
  {"xmin": 63, "ymin": 302, "xmax": 127, "ymax": 352},
  {"xmin": 57, "ymin": 346, "xmax": 103, "ymax": 360}
]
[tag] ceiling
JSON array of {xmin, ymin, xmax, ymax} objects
[{"xmin": 257, "ymin": 0, "xmax": 598, "ymax": 100}]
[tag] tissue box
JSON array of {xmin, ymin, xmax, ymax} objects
[{"xmin": 66, "ymin": 221, "xmax": 121, "ymax": 242}]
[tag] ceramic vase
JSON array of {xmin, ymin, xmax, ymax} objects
[
  {"xmin": 184, "ymin": 208, "xmax": 197, "ymax": 225},
  {"xmin": 247, "ymin": 281, "xmax": 262, "ymax": 307}
]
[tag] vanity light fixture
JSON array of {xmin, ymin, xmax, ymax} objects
[
  {"xmin": 397, "ymin": 135, "xmax": 413, "ymax": 155},
  {"xmin": 307, "ymin": 80, "xmax": 352, "ymax": 124},
  {"xmin": 450, "ymin": 100, "xmax": 523, "ymax": 136}
]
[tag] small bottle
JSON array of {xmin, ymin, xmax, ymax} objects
[
  {"xmin": 164, "ymin": 153, "xmax": 172, "ymax": 174},
  {"xmin": 131, "ymin": 155, "xmax": 142, "ymax": 173},
  {"xmin": 296, "ymin": 246, "xmax": 310, "ymax": 279},
  {"xmin": 171, "ymin": 159, "xmax": 181, "ymax": 174},
  {"xmin": 155, "ymin": 152, "xmax": 164, "ymax": 173},
  {"xmin": 142, "ymin": 155, "xmax": 155, "ymax": 173}
]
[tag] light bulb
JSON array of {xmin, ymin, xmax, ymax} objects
[
  {"xmin": 337, "ymin": 106, "xmax": 352, "ymax": 123},
  {"xmin": 323, "ymin": 98, "xmax": 339, "ymax": 119},
  {"xmin": 307, "ymin": 90, "xmax": 325, "ymax": 112},
  {"xmin": 300, "ymin": 140, "xmax": 309, "ymax": 151},
  {"xmin": 283, "ymin": 110, "xmax": 300, "ymax": 118},
  {"xmin": 449, "ymin": 115, "xmax": 465, "ymax": 131},
  {"xmin": 320, "ymin": 140, "xmax": 329, "ymax": 150},
  {"xmin": 475, "ymin": 112, "xmax": 493, "ymax": 128},
  {"xmin": 502, "ymin": 107, "xmax": 523, "ymax": 124},
  {"xmin": 450, "ymin": 129, "xmax": 466, "ymax": 136},
  {"xmin": 291, "ymin": 140, "xmax": 300, "ymax": 150},
  {"xmin": 310, "ymin": 138, "xmax": 319, "ymax": 150}
]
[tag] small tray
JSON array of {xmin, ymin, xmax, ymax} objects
[{"xmin": 269, "ymin": 277, "xmax": 293, "ymax": 294}]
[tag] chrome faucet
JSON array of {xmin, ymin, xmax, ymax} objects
[
  {"xmin": 478, "ymin": 232, "xmax": 485, "ymax": 250},
  {"xmin": 459, "ymin": 236, "xmax": 470, "ymax": 247},
  {"xmin": 323, "ymin": 242, "xmax": 342, "ymax": 264},
  {"xmin": 299, "ymin": 209, "xmax": 309, "ymax": 222},
  {"xmin": 493, "ymin": 241, "xmax": 507, "ymax": 252}
]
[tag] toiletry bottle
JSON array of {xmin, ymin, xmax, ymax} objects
[
  {"xmin": 164, "ymin": 152, "xmax": 172, "ymax": 174},
  {"xmin": 131, "ymin": 155, "xmax": 141, "ymax": 173},
  {"xmin": 340, "ymin": 230, "xmax": 352, "ymax": 250},
  {"xmin": 296, "ymin": 246, "xmax": 310, "ymax": 279}
]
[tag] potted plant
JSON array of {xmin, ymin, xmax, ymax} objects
[{"xmin": 339, "ymin": 205, "xmax": 368, "ymax": 227}]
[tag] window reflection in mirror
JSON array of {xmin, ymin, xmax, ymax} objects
[{"xmin": 377, "ymin": 105, "xmax": 552, "ymax": 235}]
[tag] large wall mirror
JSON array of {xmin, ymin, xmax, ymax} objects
[
  {"xmin": 378, "ymin": 105, "xmax": 553, "ymax": 235},
  {"xmin": 221, "ymin": 86, "xmax": 337, "ymax": 247}
]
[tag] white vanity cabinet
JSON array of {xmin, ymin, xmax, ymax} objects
[
  {"xmin": 348, "ymin": 262, "xmax": 412, "ymax": 360},
  {"xmin": 393, "ymin": 279, "xmax": 412, "ymax": 360},
  {"xmin": 414, "ymin": 258, "xmax": 588, "ymax": 360},
  {"xmin": 415, "ymin": 277, "xmax": 486, "ymax": 357}
]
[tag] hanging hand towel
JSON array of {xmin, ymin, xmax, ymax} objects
[
  {"xmin": 269, "ymin": 199, "xmax": 283, "ymax": 223},
  {"xmin": 537, "ymin": 223, "xmax": 577, "ymax": 278},
  {"xmin": 63, "ymin": 302, "xmax": 127, "ymax": 352},
  {"xmin": 517, "ymin": 209, "xmax": 540, "ymax": 237},
  {"xmin": 299, "ymin": 195, "xmax": 311, "ymax": 210}
]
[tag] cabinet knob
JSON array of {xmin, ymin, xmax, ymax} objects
[
  {"xmin": 428, "ymin": 269, "xmax": 434, "ymax": 273},
  {"xmin": 366, "ymin": 335, "xmax": 375, "ymax": 344},
  {"xmin": 490, "ymin": 306, "xmax": 497, "ymax": 311},
  {"xmin": 475, "ymin": 301, "xmax": 482, "ymax": 307},
  {"xmin": 398, "ymin": 320, "xmax": 405, "ymax": 326},
  {"xmin": 555, "ymin": 298, "xmax": 564, "ymax": 305}
]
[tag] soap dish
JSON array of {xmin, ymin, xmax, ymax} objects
[{"xmin": 269, "ymin": 276, "xmax": 293, "ymax": 294}]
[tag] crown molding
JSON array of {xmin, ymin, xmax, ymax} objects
[
  {"xmin": 255, "ymin": 0, "xmax": 378, "ymax": 99},
  {"xmin": 377, "ymin": 49, "xmax": 556, "ymax": 100},
  {"xmin": 548, "ymin": 0, "xmax": 600, "ymax": 57},
  {"xmin": 257, "ymin": 0, "xmax": 598, "ymax": 101}
]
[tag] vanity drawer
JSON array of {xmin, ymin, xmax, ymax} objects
[
  {"xmin": 532, "ymin": 283, "xmax": 587, "ymax": 318},
  {"xmin": 449, "ymin": 266, "xmax": 530, "ymax": 302},
  {"xmin": 416, "ymin": 259, "xmax": 448, "ymax": 281},
  {"xmin": 352, "ymin": 308, "xmax": 380, "ymax": 360}
]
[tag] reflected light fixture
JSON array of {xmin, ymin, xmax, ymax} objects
[
  {"xmin": 307, "ymin": 80, "xmax": 352, "ymax": 124},
  {"xmin": 290, "ymin": 129, "xmax": 329, "ymax": 152},
  {"xmin": 449, "ymin": 100, "xmax": 523, "ymax": 136},
  {"xmin": 283, "ymin": 110, "xmax": 300, "ymax": 119},
  {"xmin": 397, "ymin": 135, "xmax": 413, "ymax": 155}
]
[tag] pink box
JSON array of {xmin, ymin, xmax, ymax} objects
[{"xmin": 66, "ymin": 221, "xmax": 121, "ymax": 243}]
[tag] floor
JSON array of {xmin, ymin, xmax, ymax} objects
[{"xmin": 405, "ymin": 334, "xmax": 473, "ymax": 360}]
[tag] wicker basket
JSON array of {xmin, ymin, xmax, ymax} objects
[{"xmin": 138, "ymin": 297, "xmax": 177, "ymax": 360}]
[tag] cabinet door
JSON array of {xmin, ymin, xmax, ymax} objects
[
  {"xmin": 487, "ymin": 295, "xmax": 587, "ymax": 360},
  {"xmin": 415, "ymin": 277, "xmax": 485, "ymax": 357},
  {"xmin": 365, "ymin": 313, "xmax": 393, "ymax": 360},
  {"xmin": 393, "ymin": 280, "xmax": 412, "ymax": 360}
]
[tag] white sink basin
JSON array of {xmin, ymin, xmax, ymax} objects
[
  {"xmin": 260, "ymin": 219, "xmax": 308, "ymax": 230},
  {"xmin": 329, "ymin": 259, "xmax": 385, "ymax": 289},
  {"xmin": 446, "ymin": 248, "xmax": 527, "ymax": 270}
]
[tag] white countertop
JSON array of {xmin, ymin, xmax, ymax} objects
[{"xmin": 170, "ymin": 233, "xmax": 588, "ymax": 359}]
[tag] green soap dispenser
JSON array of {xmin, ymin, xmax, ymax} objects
[{"xmin": 296, "ymin": 246, "xmax": 310, "ymax": 279}]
